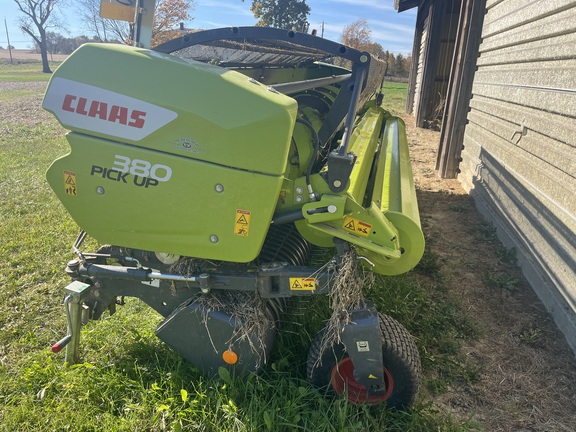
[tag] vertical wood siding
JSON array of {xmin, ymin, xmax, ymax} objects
[
  {"xmin": 413, "ymin": 11, "xmax": 429, "ymax": 117},
  {"xmin": 426, "ymin": 0, "xmax": 459, "ymax": 120},
  {"xmin": 459, "ymin": 0, "xmax": 576, "ymax": 351},
  {"xmin": 412, "ymin": 0, "xmax": 460, "ymax": 126}
]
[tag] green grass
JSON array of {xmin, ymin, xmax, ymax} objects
[
  {"xmin": 0, "ymin": 59, "xmax": 62, "ymax": 82},
  {"xmin": 0, "ymin": 80, "xmax": 479, "ymax": 431},
  {"xmin": 475, "ymin": 221, "xmax": 498, "ymax": 243},
  {"xmin": 381, "ymin": 82, "xmax": 408, "ymax": 116},
  {"xmin": 0, "ymin": 89, "xmax": 45, "ymax": 101},
  {"xmin": 484, "ymin": 271, "xmax": 519, "ymax": 292}
]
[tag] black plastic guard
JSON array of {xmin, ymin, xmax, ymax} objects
[{"xmin": 156, "ymin": 297, "xmax": 276, "ymax": 377}]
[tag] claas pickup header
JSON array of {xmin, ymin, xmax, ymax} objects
[{"xmin": 43, "ymin": 16, "xmax": 424, "ymax": 408}]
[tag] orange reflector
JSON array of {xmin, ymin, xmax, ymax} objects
[{"xmin": 222, "ymin": 349, "xmax": 238, "ymax": 365}]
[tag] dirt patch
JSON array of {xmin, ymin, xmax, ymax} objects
[
  {"xmin": 0, "ymin": 82, "xmax": 51, "ymax": 128},
  {"xmin": 404, "ymin": 114, "xmax": 576, "ymax": 431}
]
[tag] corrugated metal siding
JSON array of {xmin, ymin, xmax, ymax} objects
[{"xmin": 460, "ymin": 0, "xmax": 576, "ymax": 351}]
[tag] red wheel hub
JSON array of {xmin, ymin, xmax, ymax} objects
[{"xmin": 330, "ymin": 358, "xmax": 394, "ymax": 405}]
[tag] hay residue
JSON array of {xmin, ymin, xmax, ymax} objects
[
  {"xmin": 192, "ymin": 290, "xmax": 274, "ymax": 368},
  {"xmin": 317, "ymin": 249, "xmax": 374, "ymax": 365},
  {"xmin": 169, "ymin": 257, "xmax": 210, "ymax": 275}
]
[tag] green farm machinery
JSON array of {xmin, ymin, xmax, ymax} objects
[{"xmin": 44, "ymin": 26, "xmax": 425, "ymax": 408}]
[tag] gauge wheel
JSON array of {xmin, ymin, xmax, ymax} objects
[{"xmin": 307, "ymin": 313, "xmax": 421, "ymax": 408}]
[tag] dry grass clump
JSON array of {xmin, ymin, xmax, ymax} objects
[
  {"xmin": 191, "ymin": 290, "xmax": 274, "ymax": 368},
  {"xmin": 169, "ymin": 257, "xmax": 210, "ymax": 275},
  {"xmin": 316, "ymin": 250, "xmax": 374, "ymax": 364}
]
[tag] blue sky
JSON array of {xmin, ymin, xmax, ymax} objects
[{"xmin": 1, "ymin": 0, "xmax": 416, "ymax": 54}]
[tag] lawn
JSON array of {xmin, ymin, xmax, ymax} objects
[
  {"xmin": 0, "ymin": 59, "xmax": 61, "ymax": 82},
  {"xmin": 0, "ymin": 61, "xmax": 478, "ymax": 431}
]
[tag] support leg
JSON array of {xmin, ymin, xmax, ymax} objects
[
  {"xmin": 65, "ymin": 296, "xmax": 84, "ymax": 365},
  {"xmin": 51, "ymin": 281, "xmax": 92, "ymax": 365}
]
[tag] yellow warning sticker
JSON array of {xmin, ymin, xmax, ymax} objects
[
  {"xmin": 234, "ymin": 209, "xmax": 251, "ymax": 237},
  {"xmin": 290, "ymin": 277, "xmax": 316, "ymax": 291},
  {"xmin": 343, "ymin": 216, "xmax": 372, "ymax": 237},
  {"xmin": 64, "ymin": 170, "xmax": 77, "ymax": 196}
]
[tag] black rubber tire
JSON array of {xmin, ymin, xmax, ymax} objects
[{"xmin": 307, "ymin": 313, "xmax": 421, "ymax": 409}]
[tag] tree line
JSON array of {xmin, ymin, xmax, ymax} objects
[{"xmin": 40, "ymin": 33, "xmax": 121, "ymax": 56}]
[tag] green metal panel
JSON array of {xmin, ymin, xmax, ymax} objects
[
  {"xmin": 43, "ymin": 43, "xmax": 299, "ymax": 262},
  {"xmin": 43, "ymin": 43, "xmax": 297, "ymax": 176},
  {"xmin": 346, "ymin": 105, "xmax": 386, "ymax": 204},
  {"xmin": 47, "ymin": 133, "xmax": 284, "ymax": 262}
]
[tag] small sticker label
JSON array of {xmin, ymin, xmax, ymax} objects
[
  {"xmin": 356, "ymin": 341, "xmax": 370, "ymax": 352},
  {"xmin": 343, "ymin": 216, "xmax": 372, "ymax": 237},
  {"xmin": 64, "ymin": 170, "xmax": 77, "ymax": 196},
  {"xmin": 172, "ymin": 137, "xmax": 203, "ymax": 154},
  {"xmin": 234, "ymin": 209, "xmax": 251, "ymax": 237},
  {"xmin": 289, "ymin": 277, "xmax": 316, "ymax": 291}
]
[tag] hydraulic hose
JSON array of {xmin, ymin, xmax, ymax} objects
[{"xmin": 295, "ymin": 117, "xmax": 320, "ymax": 202}]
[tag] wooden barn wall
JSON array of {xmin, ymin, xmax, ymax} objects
[
  {"xmin": 405, "ymin": 5, "xmax": 424, "ymax": 114},
  {"xmin": 407, "ymin": 0, "xmax": 460, "ymax": 125},
  {"xmin": 423, "ymin": 0, "xmax": 460, "ymax": 125},
  {"xmin": 436, "ymin": 0, "xmax": 487, "ymax": 178},
  {"xmin": 459, "ymin": 0, "xmax": 576, "ymax": 351},
  {"xmin": 411, "ymin": 6, "xmax": 430, "ymax": 117}
]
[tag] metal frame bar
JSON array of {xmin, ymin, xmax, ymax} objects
[{"xmin": 154, "ymin": 26, "xmax": 369, "ymax": 65}]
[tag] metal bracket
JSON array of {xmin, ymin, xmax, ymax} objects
[
  {"xmin": 324, "ymin": 151, "xmax": 357, "ymax": 193},
  {"xmin": 510, "ymin": 118, "xmax": 528, "ymax": 144},
  {"xmin": 339, "ymin": 301, "xmax": 387, "ymax": 395}
]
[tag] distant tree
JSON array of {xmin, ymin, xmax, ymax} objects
[
  {"xmin": 340, "ymin": 19, "xmax": 385, "ymax": 68},
  {"xmin": 395, "ymin": 53, "xmax": 405, "ymax": 76},
  {"xmin": 251, "ymin": 0, "xmax": 310, "ymax": 31},
  {"xmin": 340, "ymin": 18, "xmax": 372, "ymax": 51},
  {"xmin": 44, "ymin": 31, "xmax": 63, "ymax": 58},
  {"xmin": 386, "ymin": 51, "xmax": 398, "ymax": 76},
  {"xmin": 364, "ymin": 41, "xmax": 385, "ymax": 58},
  {"xmin": 77, "ymin": 0, "xmax": 194, "ymax": 47},
  {"xmin": 76, "ymin": 0, "xmax": 118, "ymax": 43},
  {"xmin": 152, "ymin": 0, "xmax": 194, "ymax": 46},
  {"xmin": 13, "ymin": 0, "xmax": 63, "ymax": 73},
  {"xmin": 403, "ymin": 55, "xmax": 411, "ymax": 77}
]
